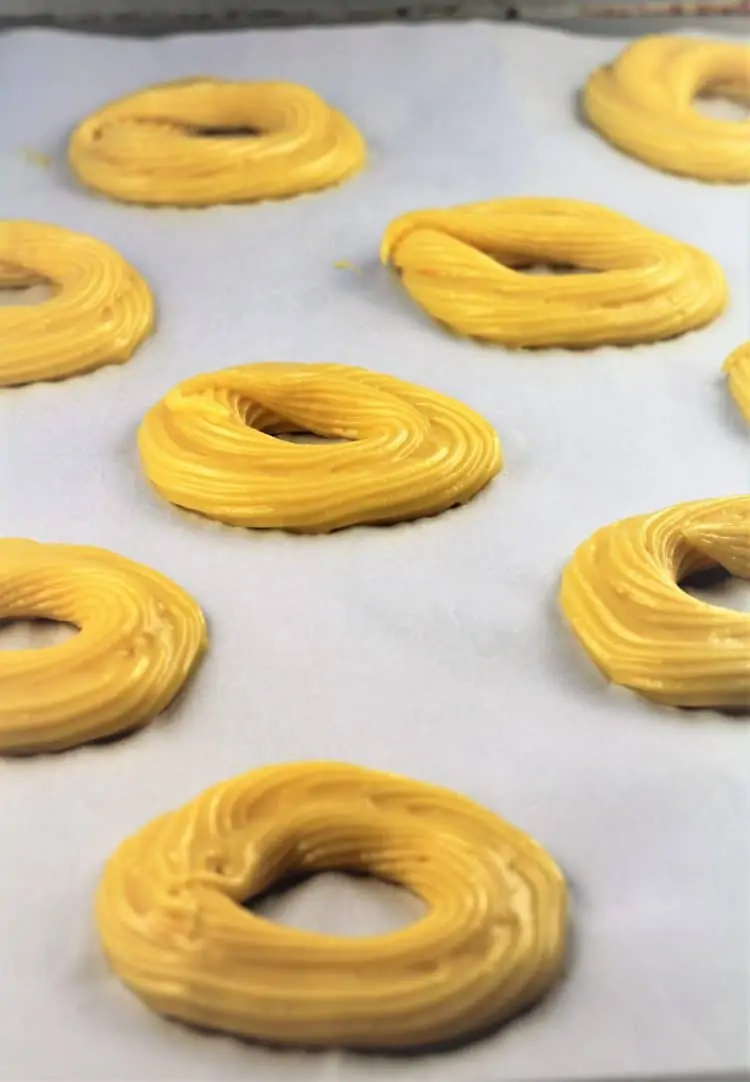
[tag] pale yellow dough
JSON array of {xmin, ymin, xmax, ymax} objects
[
  {"xmin": 0, "ymin": 220, "xmax": 154, "ymax": 387},
  {"xmin": 138, "ymin": 362, "xmax": 502, "ymax": 532},
  {"xmin": 584, "ymin": 36, "xmax": 750, "ymax": 183},
  {"xmin": 723, "ymin": 342, "xmax": 750, "ymax": 421},
  {"xmin": 560, "ymin": 496, "xmax": 750, "ymax": 710},
  {"xmin": 69, "ymin": 79, "xmax": 365, "ymax": 206},
  {"xmin": 381, "ymin": 198, "xmax": 727, "ymax": 349},
  {"xmin": 97, "ymin": 761, "xmax": 567, "ymax": 1050},
  {"xmin": 0, "ymin": 540, "xmax": 206, "ymax": 753}
]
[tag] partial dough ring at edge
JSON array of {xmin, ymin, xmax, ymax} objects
[
  {"xmin": 583, "ymin": 36, "xmax": 750, "ymax": 183},
  {"xmin": 96, "ymin": 760, "xmax": 567, "ymax": 1050},
  {"xmin": 0, "ymin": 540, "xmax": 206, "ymax": 753},
  {"xmin": 724, "ymin": 342, "xmax": 750, "ymax": 422},
  {"xmin": 0, "ymin": 220, "xmax": 154, "ymax": 387}
]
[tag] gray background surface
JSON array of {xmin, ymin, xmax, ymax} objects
[{"xmin": 0, "ymin": 20, "xmax": 749, "ymax": 1082}]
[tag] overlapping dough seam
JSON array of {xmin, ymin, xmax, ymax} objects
[{"xmin": 380, "ymin": 198, "xmax": 727, "ymax": 348}]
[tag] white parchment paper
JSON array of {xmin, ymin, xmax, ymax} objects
[{"xmin": 0, "ymin": 22, "xmax": 749, "ymax": 1082}]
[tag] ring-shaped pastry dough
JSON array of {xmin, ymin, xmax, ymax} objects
[
  {"xmin": 723, "ymin": 342, "xmax": 750, "ymax": 422},
  {"xmin": 560, "ymin": 496, "xmax": 750, "ymax": 710},
  {"xmin": 97, "ymin": 761, "xmax": 567, "ymax": 1050},
  {"xmin": 0, "ymin": 540, "xmax": 206, "ymax": 754},
  {"xmin": 380, "ymin": 198, "xmax": 726, "ymax": 349},
  {"xmin": 0, "ymin": 220, "xmax": 154, "ymax": 387},
  {"xmin": 138, "ymin": 362, "xmax": 502, "ymax": 533},
  {"xmin": 69, "ymin": 79, "xmax": 365, "ymax": 206},
  {"xmin": 584, "ymin": 37, "xmax": 750, "ymax": 183}
]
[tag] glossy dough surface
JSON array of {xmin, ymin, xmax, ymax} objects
[
  {"xmin": 0, "ymin": 220, "xmax": 154, "ymax": 386},
  {"xmin": 69, "ymin": 79, "xmax": 365, "ymax": 206},
  {"xmin": 0, "ymin": 540, "xmax": 206, "ymax": 753},
  {"xmin": 97, "ymin": 761, "xmax": 567, "ymax": 1050},
  {"xmin": 724, "ymin": 342, "xmax": 750, "ymax": 421},
  {"xmin": 584, "ymin": 36, "xmax": 750, "ymax": 183},
  {"xmin": 560, "ymin": 496, "xmax": 750, "ymax": 710},
  {"xmin": 138, "ymin": 362, "xmax": 502, "ymax": 532},
  {"xmin": 380, "ymin": 198, "xmax": 726, "ymax": 348}
]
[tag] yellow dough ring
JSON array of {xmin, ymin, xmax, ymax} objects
[
  {"xmin": 69, "ymin": 79, "xmax": 365, "ymax": 206},
  {"xmin": 381, "ymin": 198, "xmax": 727, "ymax": 349},
  {"xmin": 584, "ymin": 36, "xmax": 750, "ymax": 183},
  {"xmin": 0, "ymin": 540, "xmax": 206, "ymax": 754},
  {"xmin": 560, "ymin": 496, "xmax": 750, "ymax": 710},
  {"xmin": 97, "ymin": 761, "xmax": 567, "ymax": 1050},
  {"xmin": 724, "ymin": 342, "xmax": 750, "ymax": 421},
  {"xmin": 0, "ymin": 221, "xmax": 154, "ymax": 387},
  {"xmin": 138, "ymin": 362, "xmax": 502, "ymax": 532}
]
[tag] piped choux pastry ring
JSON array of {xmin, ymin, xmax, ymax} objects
[
  {"xmin": 380, "ymin": 198, "xmax": 726, "ymax": 349},
  {"xmin": 69, "ymin": 79, "xmax": 365, "ymax": 206},
  {"xmin": 584, "ymin": 36, "xmax": 750, "ymax": 183},
  {"xmin": 724, "ymin": 342, "xmax": 750, "ymax": 422},
  {"xmin": 96, "ymin": 761, "xmax": 567, "ymax": 1050},
  {"xmin": 138, "ymin": 362, "xmax": 502, "ymax": 532},
  {"xmin": 560, "ymin": 496, "xmax": 750, "ymax": 710},
  {"xmin": 0, "ymin": 540, "xmax": 206, "ymax": 753},
  {"xmin": 0, "ymin": 220, "xmax": 154, "ymax": 387}
]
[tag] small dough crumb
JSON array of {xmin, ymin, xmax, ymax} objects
[{"xmin": 23, "ymin": 148, "xmax": 51, "ymax": 169}]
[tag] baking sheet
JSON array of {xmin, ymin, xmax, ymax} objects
[{"xmin": 1, "ymin": 21, "xmax": 749, "ymax": 1082}]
